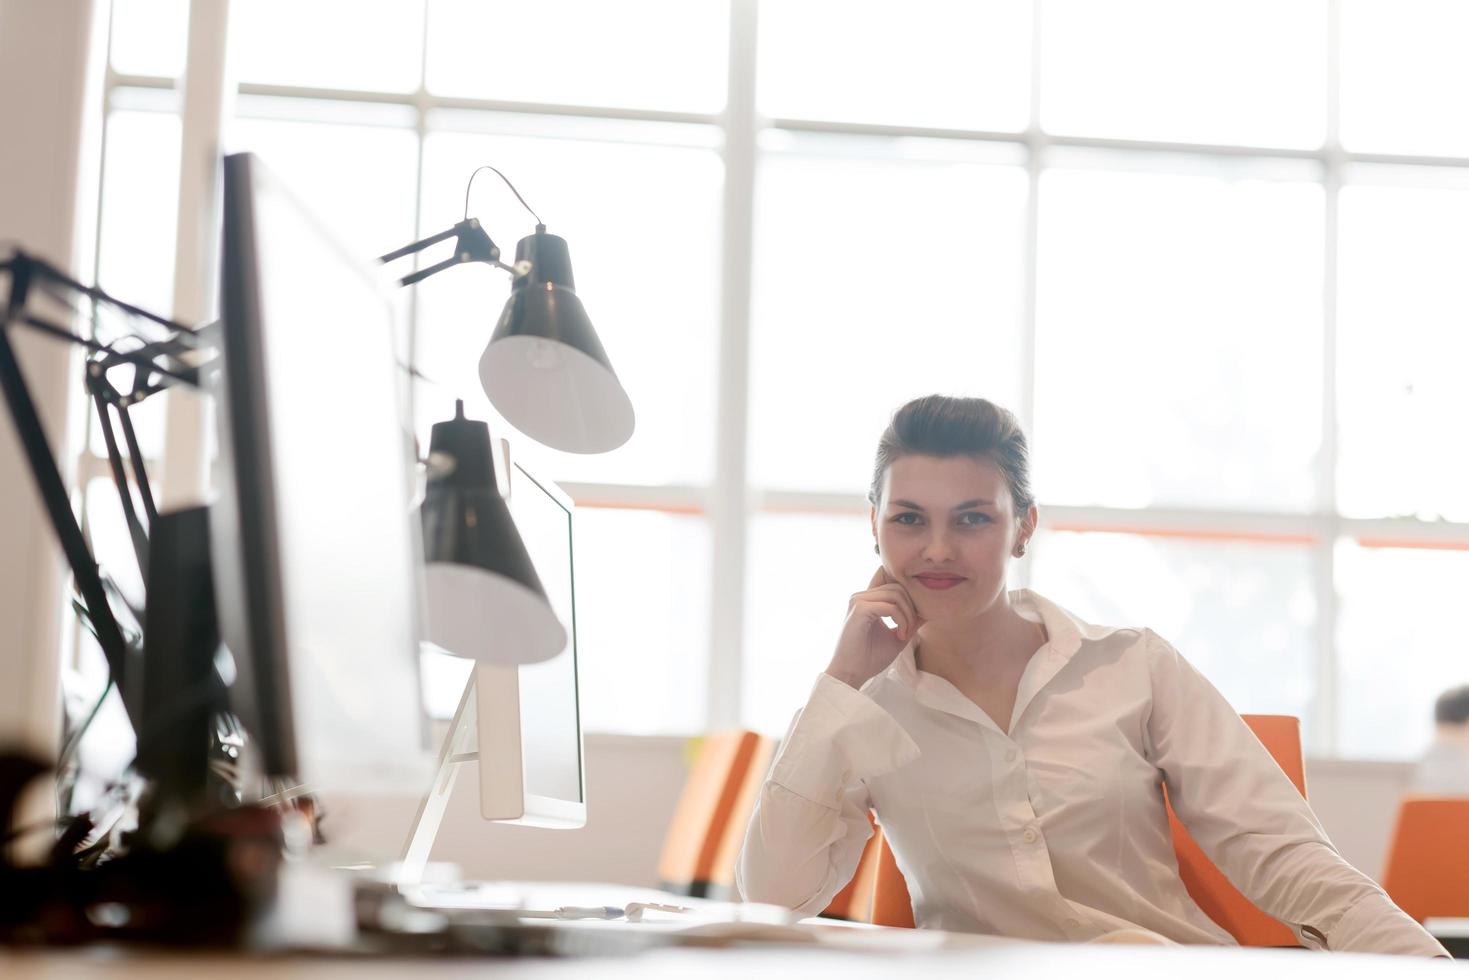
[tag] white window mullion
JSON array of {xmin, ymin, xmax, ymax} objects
[
  {"xmin": 1016, "ymin": 0, "xmax": 1045, "ymax": 590},
  {"xmin": 1314, "ymin": 0, "xmax": 1344, "ymax": 757},
  {"xmin": 706, "ymin": 0, "xmax": 759, "ymax": 730},
  {"xmin": 158, "ymin": 0, "xmax": 231, "ymax": 510}
]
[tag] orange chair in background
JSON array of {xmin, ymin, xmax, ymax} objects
[
  {"xmin": 1166, "ymin": 714, "xmax": 1307, "ymax": 947},
  {"xmin": 854, "ymin": 713, "xmax": 1309, "ymax": 941},
  {"xmin": 819, "ymin": 813, "xmax": 917, "ymax": 926},
  {"xmin": 657, "ymin": 730, "xmax": 776, "ymax": 899},
  {"xmin": 821, "ymin": 811, "xmax": 881, "ymax": 920},
  {"xmin": 1381, "ymin": 797, "xmax": 1469, "ymax": 922}
]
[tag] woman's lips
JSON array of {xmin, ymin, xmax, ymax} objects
[{"xmin": 914, "ymin": 575, "xmax": 965, "ymax": 591}]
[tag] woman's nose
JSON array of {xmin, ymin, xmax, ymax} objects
[{"xmin": 921, "ymin": 528, "xmax": 955, "ymax": 561}]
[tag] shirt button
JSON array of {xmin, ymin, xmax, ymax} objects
[
  {"xmin": 1022, "ymin": 827, "xmax": 1038, "ymax": 844},
  {"xmin": 1005, "ymin": 748, "xmax": 1018, "ymax": 762}
]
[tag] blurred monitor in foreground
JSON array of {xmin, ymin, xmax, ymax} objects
[{"xmin": 211, "ymin": 150, "xmax": 429, "ymax": 794}]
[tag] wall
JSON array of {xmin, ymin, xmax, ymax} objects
[{"xmin": 0, "ymin": 0, "xmax": 103, "ymax": 852}]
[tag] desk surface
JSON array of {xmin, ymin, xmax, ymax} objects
[{"xmin": 3, "ymin": 938, "xmax": 1465, "ymax": 978}]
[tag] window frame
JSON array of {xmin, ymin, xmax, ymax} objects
[{"xmin": 87, "ymin": 0, "xmax": 1469, "ymax": 755}]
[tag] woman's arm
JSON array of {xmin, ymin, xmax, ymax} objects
[
  {"xmin": 1144, "ymin": 629, "xmax": 1447, "ymax": 957},
  {"xmin": 736, "ymin": 672, "xmax": 919, "ymax": 913}
]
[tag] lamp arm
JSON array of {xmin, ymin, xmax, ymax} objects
[
  {"xmin": 91, "ymin": 388, "xmax": 151, "ymax": 579},
  {"xmin": 378, "ymin": 225, "xmax": 460, "ymax": 264},
  {"xmin": 3, "ymin": 252, "xmax": 202, "ymax": 345},
  {"xmin": 0, "ymin": 263, "xmax": 133, "ymax": 707},
  {"xmin": 378, "ymin": 218, "xmax": 522, "ymax": 288},
  {"xmin": 116, "ymin": 402, "xmax": 158, "ymax": 526}
]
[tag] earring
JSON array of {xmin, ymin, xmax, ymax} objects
[
  {"xmin": 874, "ymin": 543, "xmax": 880, "ymax": 555},
  {"xmin": 1015, "ymin": 543, "xmax": 1027, "ymax": 557}
]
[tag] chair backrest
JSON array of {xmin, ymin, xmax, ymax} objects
[
  {"xmin": 853, "ymin": 713, "xmax": 1308, "ymax": 938},
  {"xmin": 1381, "ymin": 797, "xmax": 1469, "ymax": 922},
  {"xmin": 1166, "ymin": 713, "xmax": 1306, "ymax": 947},
  {"xmin": 657, "ymin": 730, "xmax": 776, "ymax": 898},
  {"xmin": 819, "ymin": 812, "xmax": 917, "ymax": 926},
  {"xmin": 821, "ymin": 810, "xmax": 881, "ymax": 920}
]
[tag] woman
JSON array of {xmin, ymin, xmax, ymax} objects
[{"xmin": 737, "ymin": 394, "xmax": 1445, "ymax": 956}]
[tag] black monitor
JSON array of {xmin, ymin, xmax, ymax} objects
[{"xmin": 211, "ymin": 152, "xmax": 428, "ymax": 791}]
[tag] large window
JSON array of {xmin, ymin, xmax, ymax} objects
[{"xmin": 86, "ymin": 0, "xmax": 1469, "ymax": 759}]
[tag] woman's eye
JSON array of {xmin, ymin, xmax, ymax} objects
[
  {"xmin": 892, "ymin": 513, "xmax": 920, "ymax": 525},
  {"xmin": 959, "ymin": 513, "xmax": 991, "ymax": 526}
]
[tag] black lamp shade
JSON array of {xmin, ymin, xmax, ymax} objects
[
  {"xmin": 419, "ymin": 403, "xmax": 566, "ymax": 665},
  {"xmin": 478, "ymin": 229, "xmax": 635, "ymax": 455}
]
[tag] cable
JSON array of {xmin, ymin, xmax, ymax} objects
[
  {"xmin": 462, "ymin": 165, "xmax": 544, "ymax": 227},
  {"xmin": 57, "ymin": 676, "xmax": 114, "ymax": 776}
]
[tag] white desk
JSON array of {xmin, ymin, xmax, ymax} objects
[{"xmin": 2, "ymin": 939, "xmax": 1464, "ymax": 979}]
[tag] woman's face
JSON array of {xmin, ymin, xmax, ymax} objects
[{"xmin": 870, "ymin": 454, "xmax": 1034, "ymax": 623}]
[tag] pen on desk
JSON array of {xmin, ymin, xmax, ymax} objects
[
  {"xmin": 513, "ymin": 903, "xmax": 697, "ymax": 922},
  {"xmin": 514, "ymin": 906, "xmax": 626, "ymax": 920}
]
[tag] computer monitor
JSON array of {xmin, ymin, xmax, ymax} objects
[
  {"xmin": 211, "ymin": 151, "xmax": 430, "ymax": 793},
  {"xmin": 478, "ymin": 437, "xmax": 584, "ymax": 826},
  {"xmin": 400, "ymin": 436, "xmax": 584, "ymax": 883}
]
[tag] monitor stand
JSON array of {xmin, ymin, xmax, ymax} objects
[{"xmin": 398, "ymin": 662, "xmax": 522, "ymax": 887}]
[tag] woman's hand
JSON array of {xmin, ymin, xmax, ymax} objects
[{"xmin": 824, "ymin": 566, "xmax": 923, "ymax": 690}]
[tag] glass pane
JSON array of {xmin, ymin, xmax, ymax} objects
[
  {"xmin": 758, "ymin": 0, "xmax": 1032, "ymax": 132},
  {"xmin": 750, "ymin": 135, "xmax": 1027, "ymax": 494},
  {"xmin": 415, "ymin": 122, "xmax": 722, "ymax": 486},
  {"xmin": 229, "ymin": 0, "xmax": 425, "ymax": 93},
  {"xmin": 574, "ymin": 508, "xmax": 710, "ymax": 734},
  {"xmin": 1336, "ymin": 541, "xmax": 1469, "ymax": 760},
  {"xmin": 84, "ymin": 477, "xmax": 145, "ymax": 611},
  {"xmin": 1336, "ymin": 176, "xmax": 1469, "ymax": 522},
  {"xmin": 1034, "ymin": 159, "xmax": 1323, "ymax": 511},
  {"xmin": 1040, "ymin": 0, "xmax": 1326, "ymax": 148},
  {"xmin": 109, "ymin": 0, "xmax": 189, "ymax": 77},
  {"xmin": 743, "ymin": 511, "xmax": 874, "ymax": 736},
  {"xmin": 65, "ymin": 633, "xmax": 137, "ymax": 813},
  {"xmin": 87, "ymin": 393, "xmax": 169, "ymax": 463},
  {"xmin": 97, "ymin": 109, "xmax": 181, "ymax": 324},
  {"xmin": 1029, "ymin": 529, "xmax": 1318, "ymax": 736},
  {"xmin": 426, "ymin": 0, "xmax": 727, "ymax": 114},
  {"xmin": 1340, "ymin": 0, "xmax": 1469, "ymax": 157},
  {"xmin": 225, "ymin": 103, "xmax": 420, "ymax": 360},
  {"xmin": 227, "ymin": 106, "xmax": 421, "ymax": 260}
]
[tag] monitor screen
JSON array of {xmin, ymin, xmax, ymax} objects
[
  {"xmin": 506, "ymin": 458, "xmax": 582, "ymax": 805},
  {"xmin": 212, "ymin": 152, "xmax": 429, "ymax": 792},
  {"xmin": 462, "ymin": 437, "xmax": 585, "ymax": 829}
]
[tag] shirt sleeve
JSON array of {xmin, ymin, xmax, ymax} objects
[
  {"xmin": 1143, "ymin": 629, "xmax": 1448, "ymax": 958},
  {"xmin": 735, "ymin": 672, "xmax": 921, "ymax": 915}
]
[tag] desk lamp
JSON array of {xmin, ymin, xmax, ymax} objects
[
  {"xmin": 378, "ymin": 165, "xmax": 635, "ymax": 454},
  {"xmin": 418, "ymin": 400, "xmax": 566, "ymax": 665},
  {"xmin": 380, "ymin": 166, "xmax": 628, "ymax": 664}
]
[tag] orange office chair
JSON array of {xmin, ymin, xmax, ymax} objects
[
  {"xmin": 1166, "ymin": 714, "xmax": 1308, "ymax": 947},
  {"xmin": 819, "ymin": 811, "xmax": 915, "ymax": 925},
  {"xmin": 657, "ymin": 730, "xmax": 777, "ymax": 899},
  {"xmin": 1380, "ymin": 797, "xmax": 1469, "ymax": 922},
  {"xmin": 821, "ymin": 810, "xmax": 881, "ymax": 920},
  {"xmin": 854, "ymin": 713, "xmax": 1308, "ymax": 941}
]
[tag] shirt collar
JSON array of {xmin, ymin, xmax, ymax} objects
[{"xmin": 880, "ymin": 588, "xmax": 1129, "ymax": 730}]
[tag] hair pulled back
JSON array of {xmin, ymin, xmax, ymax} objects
[{"xmin": 868, "ymin": 395, "xmax": 1035, "ymax": 516}]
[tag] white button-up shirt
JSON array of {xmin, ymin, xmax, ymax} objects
[{"xmin": 737, "ymin": 589, "xmax": 1445, "ymax": 957}]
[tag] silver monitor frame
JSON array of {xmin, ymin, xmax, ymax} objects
[{"xmin": 399, "ymin": 437, "xmax": 585, "ymax": 886}]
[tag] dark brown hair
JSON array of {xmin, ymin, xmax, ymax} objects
[
  {"xmin": 867, "ymin": 395, "xmax": 1035, "ymax": 515},
  {"xmin": 1436, "ymin": 685, "xmax": 1469, "ymax": 725}
]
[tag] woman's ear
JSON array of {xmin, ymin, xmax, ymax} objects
[
  {"xmin": 1015, "ymin": 504, "xmax": 1039, "ymax": 553},
  {"xmin": 870, "ymin": 505, "xmax": 879, "ymax": 554}
]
